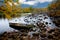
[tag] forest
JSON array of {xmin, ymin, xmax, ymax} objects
[{"xmin": 0, "ymin": 0, "xmax": 60, "ymax": 19}]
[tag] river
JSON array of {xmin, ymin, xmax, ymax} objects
[{"xmin": 0, "ymin": 13, "xmax": 56, "ymax": 34}]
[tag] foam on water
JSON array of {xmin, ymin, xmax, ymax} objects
[
  {"xmin": 0, "ymin": 13, "xmax": 56, "ymax": 34},
  {"xmin": 0, "ymin": 19, "xmax": 18, "ymax": 34},
  {"xmin": 9, "ymin": 14, "xmax": 56, "ymax": 28}
]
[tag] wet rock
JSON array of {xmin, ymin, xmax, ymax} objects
[
  {"xmin": 21, "ymin": 33, "xmax": 27, "ymax": 36},
  {"xmin": 33, "ymin": 33, "xmax": 39, "ymax": 36},
  {"xmin": 33, "ymin": 21, "xmax": 35, "ymax": 23},
  {"xmin": 40, "ymin": 34, "xmax": 46, "ymax": 38},
  {"xmin": 0, "ymin": 28, "xmax": 60, "ymax": 40},
  {"xmin": 39, "ymin": 16, "xmax": 42, "ymax": 17},
  {"xmin": 45, "ymin": 22, "xmax": 48, "ymax": 25},
  {"xmin": 48, "ymin": 29, "xmax": 55, "ymax": 33},
  {"xmin": 47, "ymin": 35, "xmax": 53, "ymax": 39},
  {"xmin": 30, "ymin": 17, "xmax": 32, "ymax": 19},
  {"xmin": 15, "ymin": 20, "xmax": 17, "ymax": 21},
  {"xmin": 20, "ymin": 29, "xmax": 25, "ymax": 32},
  {"xmin": 38, "ymin": 19, "xmax": 42, "ymax": 21},
  {"xmin": 49, "ymin": 23, "xmax": 51, "ymax": 25},
  {"xmin": 43, "ymin": 14, "xmax": 46, "ymax": 16},
  {"xmin": 24, "ymin": 19, "xmax": 28, "ymax": 22},
  {"xmin": 44, "ymin": 17, "xmax": 48, "ymax": 20}
]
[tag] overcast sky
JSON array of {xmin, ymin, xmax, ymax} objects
[
  {"xmin": 0, "ymin": 0, "xmax": 53, "ymax": 8},
  {"xmin": 18, "ymin": 0, "xmax": 53, "ymax": 5}
]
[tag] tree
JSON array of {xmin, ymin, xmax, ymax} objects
[
  {"xmin": 48, "ymin": 0, "xmax": 60, "ymax": 17},
  {"xmin": 29, "ymin": 6, "xmax": 33, "ymax": 13},
  {"xmin": 0, "ymin": 0, "xmax": 22, "ymax": 18}
]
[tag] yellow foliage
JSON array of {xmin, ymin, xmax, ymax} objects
[
  {"xmin": 23, "ymin": 8, "xmax": 31, "ymax": 13},
  {"xmin": 48, "ymin": 0, "xmax": 60, "ymax": 16}
]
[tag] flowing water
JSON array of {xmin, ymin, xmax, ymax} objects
[{"xmin": 0, "ymin": 13, "xmax": 56, "ymax": 34}]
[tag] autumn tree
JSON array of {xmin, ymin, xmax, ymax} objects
[
  {"xmin": 0, "ymin": 0, "xmax": 22, "ymax": 18},
  {"xmin": 29, "ymin": 6, "xmax": 33, "ymax": 13},
  {"xmin": 48, "ymin": 0, "xmax": 60, "ymax": 17}
]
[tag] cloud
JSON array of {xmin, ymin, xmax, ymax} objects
[
  {"xmin": 18, "ymin": 0, "xmax": 53, "ymax": 5},
  {"xmin": 38, "ymin": 0, "xmax": 53, "ymax": 3},
  {"xmin": 22, "ymin": 1, "xmax": 37, "ymax": 5}
]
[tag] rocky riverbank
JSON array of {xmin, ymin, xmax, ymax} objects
[
  {"xmin": 0, "ymin": 13, "xmax": 60, "ymax": 40},
  {"xmin": 0, "ymin": 26, "xmax": 60, "ymax": 40},
  {"xmin": 0, "ymin": 21, "xmax": 60, "ymax": 40}
]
